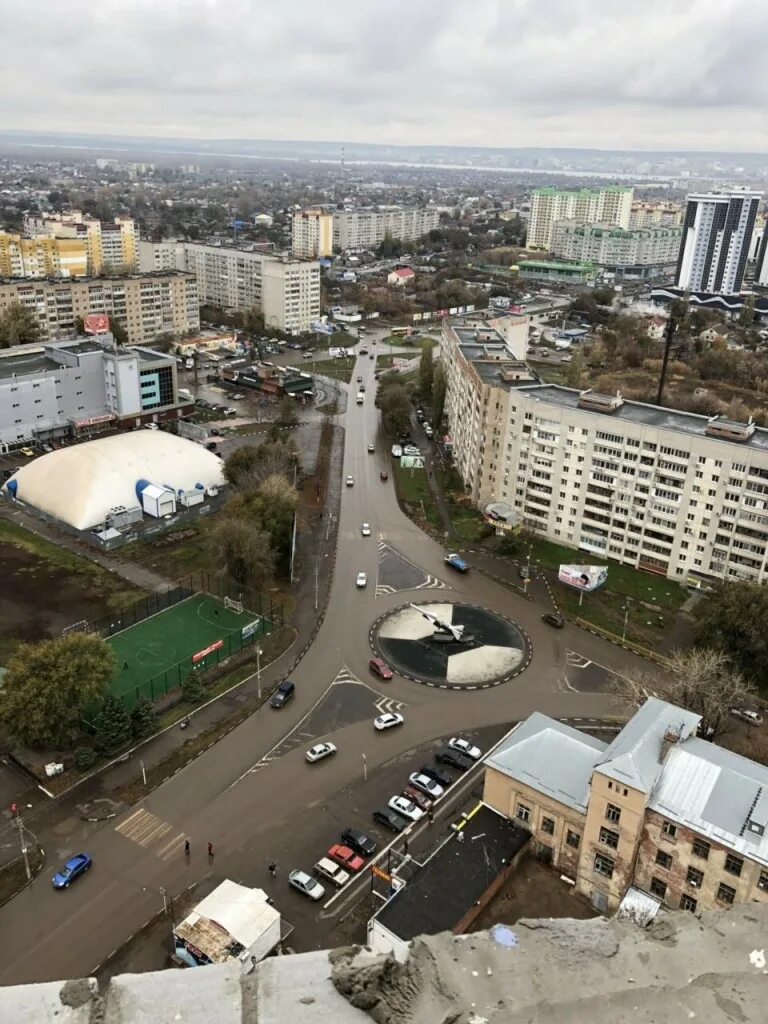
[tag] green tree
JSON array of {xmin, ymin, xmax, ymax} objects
[
  {"xmin": 375, "ymin": 380, "xmax": 412, "ymax": 437},
  {"xmin": 181, "ymin": 671, "xmax": 207, "ymax": 704},
  {"xmin": 223, "ymin": 444, "xmax": 260, "ymax": 487},
  {"xmin": 276, "ymin": 395, "xmax": 299, "ymax": 427},
  {"xmin": 378, "ymin": 233, "xmax": 404, "ymax": 258},
  {"xmin": 130, "ymin": 695, "xmax": 157, "ymax": 740},
  {"xmin": 418, "ymin": 343, "xmax": 434, "ymax": 402},
  {"xmin": 110, "ymin": 318, "xmax": 129, "ymax": 346},
  {"xmin": 95, "ymin": 694, "xmax": 132, "ymax": 754},
  {"xmin": 0, "ymin": 633, "xmax": 115, "ymax": 748},
  {"xmin": 740, "ymin": 294, "xmax": 756, "ymax": 327},
  {"xmin": 0, "ymin": 302, "xmax": 41, "ymax": 348},
  {"xmin": 210, "ymin": 517, "xmax": 276, "ymax": 588},
  {"xmin": 693, "ymin": 581, "xmax": 768, "ymax": 683},
  {"xmin": 565, "ymin": 351, "xmax": 584, "ymax": 388},
  {"xmin": 243, "ymin": 306, "xmax": 265, "ymax": 358}
]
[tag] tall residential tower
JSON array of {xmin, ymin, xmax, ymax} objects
[{"xmin": 674, "ymin": 190, "xmax": 760, "ymax": 294}]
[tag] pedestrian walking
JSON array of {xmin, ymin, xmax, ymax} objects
[
  {"xmin": 208, "ymin": 841, "xmax": 214, "ymax": 858},
  {"xmin": 268, "ymin": 862, "xmax": 277, "ymax": 878},
  {"xmin": 428, "ymin": 808, "xmax": 434, "ymax": 825},
  {"xmin": 184, "ymin": 839, "xmax": 190, "ymax": 857}
]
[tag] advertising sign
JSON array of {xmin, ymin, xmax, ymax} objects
[
  {"xmin": 394, "ymin": 358, "xmax": 409, "ymax": 370},
  {"xmin": 73, "ymin": 414, "xmax": 114, "ymax": 428},
  {"xmin": 400, "ymin": 456, "xmax": 424, "ymax": 469},
  {"xmin": 558, "ymin": 564, "xmax": 608, "ymax": 592},
  {"xmin": 241, "ymin": 618, "xmax": 261, "ymax": 640},
  {"xmin": 83, "ymin": 313, "xmax": 110, "ymax": 335},
  {"xmin": 192, "ymin": 639, "xmax": 224, "ymax": 664}
]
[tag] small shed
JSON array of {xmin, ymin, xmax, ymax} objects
[
  {"xmin": 174, "ymin": 880, "xmax": 281, "ymax": 970},
  {"xmin": 139, "ymin": 483, "xmax": 176, "ymax": 518}
]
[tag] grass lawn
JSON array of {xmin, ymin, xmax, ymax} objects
[
  {"xmin": 376, "ymin": 354, "xmax": 397, "ymax": 369},
  {"xmin": 302, "ymin": 357, "xmax": 355, "ymax": 383},
  {"xmin": 392, "ymin": 461, "xmax": 443, "ymax": 530},
  {"xmin": 528, "ymin": 360, "xmax": 570, "ymax": 386},
  {"xmin": 119, "ymin": 523, "xmax": 214, "ymax": 579}
]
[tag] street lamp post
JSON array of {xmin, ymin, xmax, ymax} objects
[
  {"xmin": 256, "ymin": 647, "xmax": 263, "ymax": 700},
  {"xmin": 11, "ymin": 805, "xmax": 31, "ymax": 881},
  {"xmin": 362, "ymin": 753, "xmax": 367, "ymax": 782},
  {"xmin": 622, "ymin": 601, "xmax": 631, "ymax": 642},
  {"xmin": 523, "ymin": 543, "xmax": 534, "ymax": 595}
]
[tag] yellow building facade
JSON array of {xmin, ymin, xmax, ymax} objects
[{"xmin": 0, "ymin": 233, "xmax": 88, "ymax": 279}]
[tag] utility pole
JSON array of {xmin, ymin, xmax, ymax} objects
[
  {"xmin": 655, "ymin": 316, "xmax": 678, "ymax": 406},
  {"xmin": 362, "ymin": 752, "xmax": 367, "ymax": 782},
  {"xmin": 11, "ymin": 805, "xmax": 30, "ymax": 881},
  {"xmin": 160, "ymin": 886, "xmax": 177, "ymax": 954},
  {"xmin": 256, "ymin": 646, "xmax": 263, "ymax": 700},
  {"xmin": 314, "ymin": 559, "xmax": 319, "ymax": 612},
  {"xmin": 522, "ymin": 541, "xmax": 534, "ymax": 595}
]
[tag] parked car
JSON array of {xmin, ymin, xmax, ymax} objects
[
  {"xmin": 52, "ymin": 853, "xmax": 92, "ymax": 890},
  {"xmin": 340, "ymin": 827, "xmax": 377, "ymax": 857},
  {"xmin": 435, "ymin": 746, "xmax": 475, "ymax": 772},
  {"xmin": 388, "ymin": 795, "xmax": 424, "ymax": 822},
  {"xmin": 408, "ymin": 772, "xmax": 444, "ymax": 800},
  {"xmin": 448, "ymin": 736, "xmax": 482, "ymax": 760},
  {"xmin": 367, "ymin": 443, "xmax": 375, "ymax": 453},
  {"xmin": 391, "ymin": 445, "xmax": 402, "ymax": 458},
  {"xmin": 270, "ymin": 679, "xmax": 296, "ymax": 708},
  {"xmin": 314, "ymin": 857, "xmax": 350, "ymax": 888},
  {"xmin": 374, "ymin": 712, "xmax": 404, "ymax": 731},
  {"xmin": 402, "ymin": 784, "xmax": 433, "ymax": 812},
  {"xmin": 418, "ymin": 764, "xmax": 453, "ymax": 788},
  {"xmin": 356, "ymin": 571, "xmax": 368, "ymax": 588},
  {"xmin": 19, "ymin": 447, "xmax": 35, "ymax": 457},
  {"xmin": 373, "ymin": 807, "xmax": 409, "ymax": 833},
  {"xmin": 361, "ymin": 523, "xmax": 371, "ymax": 537},
  {"xmin": 444, "ymin": 553, "xmax": 469, "ymax": 573},
  {"xmin": 346, "ymin": 475, "xmax": 354, "ymax": 486},
  {"xmin": 328, "ymin": 844, "xmax": 365, "ymax": 873},
  {"xmin": 357, "ymin": 375, "xmax": 363, "ymax": 383},
  {"xmin": 288, "ymin": 869, "xmax": 325, "ymax": 901},
  {"xmin": 305, "ymin": 741, "xmax": 337, "ymax": 763},
  {"xmin": 730, "ymin": 707, "xmax": 763, "ymax": 726},
  {"xmin": 542, "ymin": 613, "xmax": 565, "ymax": 628},
  {"xmin": 369, "ymin": 657, "xmax": 393, "ymax": 681}
]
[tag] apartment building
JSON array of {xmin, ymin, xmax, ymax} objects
[
  {"xmin": 0, "ymin": 334, "xmax": 183, "ymax": 445},
  {"xmin": 0, "ymin": 271, "xmax": 199, "ymax": 346},
  {"xmin": 675, "ymin": 190, "xmax": 761, "ymax": 294},
  {"xmin": 630, "ymin": 201, "xmax": 684, "ymax": 229},
  {"xmin": 23, "ymin": 212, "xmax": 139, "ymax": 274},
  {"xmin": 527, "ymin": 187, "xmax": 633, "ymax": 250},
  {"xmin": 332, "ymin": 206, "xmax": 439, "ymax": 251},
  {"xmin": 755, "ymin": 223, "xmax": 768, "ymax": 287},
  {"xmin": 291, "ymin": 209, "xmax": 333, "ymax": 259},
  {"xmin": 140, "ymin": 241, "xmax": 320, "ymax": 334},
  {"xmin": 484, "ymin": 697, "xmax": 768, "ymax": 916},
  {"xmin": 0, "ymin": 233, "xmax": 88, "ymax": 279},
  {"xmin": 440, "ymin": 316, "xmax": 536, "ymax": 503},
  {"xmin": 550, "ymin": 222, "xmax": 682, "ymax": 271}
]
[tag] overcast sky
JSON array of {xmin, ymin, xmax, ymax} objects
[{"xmin": 2, "ymin": 0, "xmax": 767, "ymax": 152}]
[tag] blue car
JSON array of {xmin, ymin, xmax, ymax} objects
[{"xmin": 52, "ymin": 853, "xmax": 92, "ymax": 890}]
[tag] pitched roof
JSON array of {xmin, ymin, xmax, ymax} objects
[{"xmin": 485, "ymin": 712, "xmax": 607, "ymax": 812}]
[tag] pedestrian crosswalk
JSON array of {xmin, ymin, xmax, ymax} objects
[{"xmin": 114, "ymin": 807, "xmax": 187, "ymax": 861}]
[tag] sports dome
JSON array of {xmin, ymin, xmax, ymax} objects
[{"xmin": 3, "ymin": 431, "xmax": 225, "ymax": 531}]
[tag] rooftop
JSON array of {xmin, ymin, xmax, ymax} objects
[
  {"xmin": 515, "ymin": 382, "xmax": 768, "ymax": 454},
  {"xmin": 452, "ymin": 324, "xmax": 537, "ymax": 390},
  {"xmin": 486, "ymin": 713, "xmax": 607, "ymax": 812},
  {"xmin": 0, "ymin": 269, "xmax": 193, "ymax": 286},
  {"xmin": 375, "ymin": 804, "xmax": 528, "ymax": 942}
]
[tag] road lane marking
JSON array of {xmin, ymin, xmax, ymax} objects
[{"xmin": 114, "ymin": 808, "xmax": 174, "ymax": 850}]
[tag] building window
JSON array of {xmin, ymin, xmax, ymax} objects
[
  {"xmin": 566, "ymin": 830, "xmax": 580, "ymax": 850},
  {"xmin": 655, "ymin": 850, "xmax": 673, "ymax": 870},
  {"xmin": 692, "ymin": 838, "xmax": 710, "ymax": 860},
  {"xmin": 599, "ymin": 827, "xmax": 619, "ymax": 850},
  {"xmin": 724, "ymin": 853, "xmax": 743, "ymax": 877},
  {"xmin": 541, "ymin": 816, "xmax": 555, "ymax": 835},
  {"xmin": 680, "ymin": 894, "xmax": 698, "ymax": 913},
  {"xmin": 758, "ymin": 872, "xmax": 768, "ymax": 893},
  {"xmin": 650, "ymin": 876, "xmax": 667, "ymax": 900},
  {"xmin": 716, "ymin": 883, "xmax": 736, "ymax": 905},
  {"xmin": 662, "ymin": 820, "xmax": 677, "ymax": 839},
  {"xmin": 686, "ymin": 866, "xmax": 704, "ymax": 888},
  {"xmin": 594, "ymin": 854, "xmax": 615, "ymax": 878},
  {"xmin": 517, "ymin": 804, "xmax": 531, "ymax": 823},
  {"xmin": 605, "ymin": 803, "xmax": 621, "ymax": 824}
]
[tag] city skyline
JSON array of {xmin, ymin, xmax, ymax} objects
[{"xmin": 3, "ymin": 0, "xmax": 767, "ymax": 153}]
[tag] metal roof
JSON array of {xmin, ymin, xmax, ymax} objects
[
  {"xmin": 594, "ymin": 697, "xmax": 700, "ymax": 794},
  {"xmin": 485, "ymin": 713, "xmax": 607, "ymax": 812}
]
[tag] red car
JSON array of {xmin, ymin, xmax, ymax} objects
[
  {"xmin": 328, "ymin": 844, "xmax": 366, "ymax": 873},
  {"xmin": 402, "ymin": 784, "xmax": 433, "ymax": 811},
  {"xmin": 369, "ymin": 657, "xmax": 393, "ymax": 681}
]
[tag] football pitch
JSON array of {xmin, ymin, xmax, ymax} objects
[{"xmin": 107, "ymin": 594, "xmax": 267, "ymax": 707}]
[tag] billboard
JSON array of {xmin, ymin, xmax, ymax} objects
[
  {"xmin": 400, "ymin": 456, "xmax": 424, "ymax": 469},
  {"xmin": 83, "ymin": 313, "xmax": 110, "ymax": 334},
  {"xmin": 558, "ymin": 564, "xmax": 608, "ymax": 592},
  {"xmin": 192, "ymin": 639, "xmax": 224, "ymax": 664}
]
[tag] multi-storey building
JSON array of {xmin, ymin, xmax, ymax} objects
[
  {"xmin": 484, "ymin": 697, "xmax": 768, "ymax": 916},
  {"xmin": 0, "ymin": 271, "xmax": 199, "ymax": 346},
  {"xmin": 332, "ymin": 206, "xmax": 440, "ymax": 252},
  {"xmin": 0, "ymin": 233, "xmax": 88, "ymax": 279},
  {"xmin": 442, "ymin": 315, "xmax": 768, "ymax": 583},
  {"xmin": 23, "ymin": 212, "xmax": 139, "ymax": 274},
  {"xmin": 550, "ymin": 222, "xmax": 682, "ymax": 272},
  {"xmin": 291, "ymin": 209, "xmax": 333, "ymax": 259},
  {"xmin": 629, "ymin": 201, "xmax": 684, "ymax": 229},
  {"xmin": 755, "ymin": 223, "xmax": 768, "ymax": 287},
  {"xmin": 140, "ymin": 242, "xmax": 320, "ymax": 334},
  {"xmin": 675, "ymin": 190, "xmax": 761, "ymax": 294},
  {"xmin": 0, "ymin": 334, "xmax": 184, "ymax": 444},
  {"xmin": 527, "ymin": 187, "xmax": 633, "ymax": 250}
]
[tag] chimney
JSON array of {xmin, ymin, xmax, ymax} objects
[{"xmin": 660, "ymin": 726, "xmax": 682, "ymax": 763}]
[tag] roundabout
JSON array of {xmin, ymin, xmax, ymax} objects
[{"xmin": 370, "ymin": 600, "xmax": 532, "ymax": 690}]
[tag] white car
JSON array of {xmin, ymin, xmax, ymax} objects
[
  {"xmin": 408, "ymin": 772, "xmax": 444, "ymax": 800},
  {"xmin": 391, "ymin": 445, "xmax": 402, "ymax": 458},
  {"xmin": 306, "ymin": 741, "xmax": 337, "ymax": 764},
  {"xmin": 288, "ymin": 870, "xmax": 325, "ymax": 901},
  {"xmin": 314, "ymin": 857, "xmax": 350, "ymax": 888},
  {"xmin": 374, "ymin": 712, "xmax": 404, "ymax": 731},
  {"xmin": 367, "ymin": 443, "xmax": 375, "ymax": 453},
  {"xmin": 388, "ymin": 795, "xmax": 424, "ymax": 822},
  {"xmin": 356, "ymin": 571, "xmax": 368, "ymax": 588},
  {"xmin": 346, "ymin": 475, "xmax": 354, "ymax": 487},
  {"xmin": 448, "ymin": 737, "xmax": 482, "ymax": 760},
  {"xmin": 361, "ymin": 523, "xmax": 371, "ymax": 537}
]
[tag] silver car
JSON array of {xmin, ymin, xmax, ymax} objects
[{"xmin": 289, "ymin": 870, "xmax": 325, "ymax": 901}]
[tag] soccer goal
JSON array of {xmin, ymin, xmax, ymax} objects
[
  {"xmin": 62, "ymin": 619, "xmax": 91, "ymax": 637},
  {"xmin": 223, "ymin": 596, "xmax": 244, "ymax": 614}
]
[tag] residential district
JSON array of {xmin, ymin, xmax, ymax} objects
[{"xmin": 0, "ymin": 135, "xmax": 767, "ymax": 1023}]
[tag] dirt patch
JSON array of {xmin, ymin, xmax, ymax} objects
[
  {"xmin": 468, "ymin": 856, "xmax": 598, "ymax": 931},
  {"xmin": 0, "ymin": 847, "xmax": 45, "ymax": 908}
]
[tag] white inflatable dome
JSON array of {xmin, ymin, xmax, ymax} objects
[{"xmin": 4, "ymin": 431, "xmax": 225, "ymax": 531}]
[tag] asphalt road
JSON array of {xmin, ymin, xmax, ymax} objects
[{"xmin": 0, "ymin": 346, "xmax": 643, "ymax": 985}]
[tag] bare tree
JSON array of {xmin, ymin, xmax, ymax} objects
[
  {"xmin": 611, "ymin": 648, "xmax": 756, "ymax": 739},
  {"xmin": 210, "ymin": 518, "xmax": 275, "ymax": 590}
]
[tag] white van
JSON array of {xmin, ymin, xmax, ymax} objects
[
  {"xmin": 356, "ymin": 391, "xmax": 364, "ymax": 405},
  {"xmin": 178, "ymin": 388, "xmax": 193, "ymax": 402}
]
